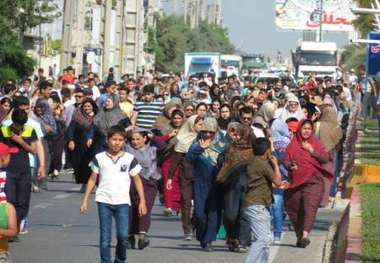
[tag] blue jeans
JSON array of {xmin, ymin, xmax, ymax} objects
[
  {"xmin": 98, "ymin": 202, "xmax": 130, "ymax": 263},
  {"xmin": 271, "ymin": 189, "xmax": 284, "ymax": 239},
  {"xmin": 244, "ymin": 205, "xmax": 272, "ymax": 263}
]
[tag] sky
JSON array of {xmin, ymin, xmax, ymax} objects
[{"xmin": 221, "ymin": 0, "xmax": 350, "ymax": 57}]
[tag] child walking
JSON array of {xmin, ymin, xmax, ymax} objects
[
  {"xmin": 80, "ymin": 125, "xmax": 147, "ymax": 263},
  {"xmin": 244, "ymin": 138, "xmax": 288, "ymax": 263},
  {"xmin": 126, "ymin": 127, "xmax": 161, "ymax": 250}
]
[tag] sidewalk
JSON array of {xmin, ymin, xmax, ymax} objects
[{"xmin": 272, "ymin": 205, "xmax": 346, "ymax": 263}]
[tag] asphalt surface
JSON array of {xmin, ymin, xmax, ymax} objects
[{"xmin": 9, "ymin": 171, "xmax": 344, "ymax": 263}]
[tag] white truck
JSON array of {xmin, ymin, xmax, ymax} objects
[
  {"xmin": 292, "ymin": 41, "xmax": 338, "ymax": 80},
  {"xmin": 221, "ymin": 54, "xmax": 243, "ymax": 78},
  {"xmin": 184, "ymin": 52, "xmax": 221, "ymax": 82}
]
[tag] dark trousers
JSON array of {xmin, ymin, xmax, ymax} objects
[
  {"xmin": 284, "ymin": 175, "xmax": 324, "ymax": 238},
  {"xmin": 50, "ymin": 135, "xmax": 64, "ymax": 172},
  {"xmin": 168, "ymin": 152, "xmax": 194, "ymax": 235},
  {"xmin": 129, "ymin": 177, "xmax": 157, "ymax": 234},
  {"xmin": 224, "ymin": 214, "xmax": 251, "ymax": 246},
  {"xmin": 179, "ymin": 172, "xmax": 193, "ymax": 235},
  {"xmin": 5, "ymin": 171, "xmax": 32, "ymax": 228}
]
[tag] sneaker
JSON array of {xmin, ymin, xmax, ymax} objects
[
  {"xmin": 19, "ymin": 219, "xmax": 29, "ymax": 235},
  {"xmin": 163, "ymin": 208, "xmax": 173, "ymax": 217},
  {"xmin": 32, "ymin": 185, "xmax": 40, "ymax": 193},
  {"xmin": 273, "ymin": 236, "xmax": 281, "ymax": 245},
  {"xmin": 184, "ymin": 234, "xmax": 192, "ymax": 241},
  {"xmin": 234, "ymin": 245, "xmax": 248, "ymax": 253}
]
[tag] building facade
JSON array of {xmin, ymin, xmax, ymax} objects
[{"xmin": 61, "ymin": 0, "xmax": 147, "ymax": 79}]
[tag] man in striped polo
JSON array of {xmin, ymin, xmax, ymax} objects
[{"xmin": 132, "ymin": 84, "xmax": 164, "ymax": 129}]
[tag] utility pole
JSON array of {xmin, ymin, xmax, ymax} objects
[
  {"xmin": 319, "ymin": 0, "xmax": 323, "ymax": 42},
  {"xmin": 199, "ymin": 0, "xmax": 206, "ymax": 22},
  {"xmin": 184, "ymin": 0, "xmax": 188, "ymax": 24},
  {"xmin": 173, "ymin": 0, "xmax": 177, "ymax": 14}
]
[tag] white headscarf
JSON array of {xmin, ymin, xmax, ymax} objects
[{"xmin": 278, "ymin": 94, "xmax": 305, "ymax": 121}]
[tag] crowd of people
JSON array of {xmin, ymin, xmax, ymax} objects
[{"xmin": 0, "ymin": 65, "xmax": 372, "ymax": 263}]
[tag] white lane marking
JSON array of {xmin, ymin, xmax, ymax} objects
[
  {"xmin": 269, "ymin": 231, "xmax": 287, "ymax": 263},
  {"xmin": 53, "ymin": 194, "xmax": 71, "ymax": 199},
  {"xmin": 33, "ymin": 203, "xmax": 52, "ymax": 209}
]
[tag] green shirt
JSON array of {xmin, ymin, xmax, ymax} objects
[{"xmin": 245, "ymin": 156, "xmax": 274, "ymax": 207}]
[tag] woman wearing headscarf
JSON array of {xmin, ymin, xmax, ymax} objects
[
  {"xmin": 153, "ymin": 100, "xmax": 181, "ymax": 135},
  {"xmin": 284, "ymin": 119, "xmax": 332, "ymax": 248},
  {"xmin": 314, "ymin": 104, "xmax": 343, "ymax": 205},
  {"xmin": 253, "ymin": 101, "xmax": 276, "ymax": 138},
  {"xmin": 278, "ymin": 94, "xmax": 305, "ymax": 122},
  {"xmin": 186, "ymin": 117, "xmax": 224, "ymax": 251},
  {"xmin": 217, "ymin": 104, "xmax": 232, "ymax": 133},
  {"xmin": 270, "ymin": 116, "xmax": 291, "ymax": 243},
  {"xmin": 67, "ymin": 98, "xmax": 98, "ymax": 190},
  {"xmin": 156, "ymin": 109, "xmax": 184, "ymax": 216},
  {"xmin": 31, "ymin": 98, "xmax": 57, "ymax": 185},
  {"xmin": 126, "ymin": 128, "xmax": 161, "ymax": 250},
  {"xmin": 165, "ymin": 115, "xmax": 204, "ymax": 240},
  {"xmin": 93, "ymin": 95, "xmax": 128, "ymax": 153},
  {"xmin": 217, "ymin": 123, "xmax": 254, "ymax": 252}
]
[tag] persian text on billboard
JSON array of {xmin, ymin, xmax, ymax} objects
[{"xmin": 275, "ymin": 0, "xmax": 356, "ymax": 32}]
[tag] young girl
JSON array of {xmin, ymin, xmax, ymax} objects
[
  {"xmin": 126, "ymin": 128, "xmax": 161, "ymax": 250},
  {"xmin": 80, "ymin": 125, "xmax": 147, "ymax": 263}
]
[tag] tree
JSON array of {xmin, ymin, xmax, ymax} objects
[
  {"xmin": 0, "ymin": 0, "xmax": 60, "ymax": 83},
  {"xmin": 148, "ymin": 15, "xmax": 235, "ymax": 72},
  {"xmin": 341, "ymin": 0, "xmax": 376, "ymax": 70},
  {"xmin": 353, "ymin": 0, "xmax": 376, "ymax": 37}
]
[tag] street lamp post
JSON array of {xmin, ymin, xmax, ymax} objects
[{"xmin": 319, "ymin": 0, "xmax": 323, "ymax": 42}]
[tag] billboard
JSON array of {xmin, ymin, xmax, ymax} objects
[
  {"xmin": 275, "ymin": 0, "xmax": 356, "ymax": 32},
  {"xmin": 367, "ymin": 32, "xmax": 380, "ymax": 77}
]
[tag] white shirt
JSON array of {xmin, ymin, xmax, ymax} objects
[{"xmin": 90, "ymin": 151, "xmax": 142, "ymax": 205}]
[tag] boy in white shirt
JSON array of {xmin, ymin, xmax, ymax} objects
[{"xmin": 80, "ymin": 125, "xmax": 147, "ymax": 263}]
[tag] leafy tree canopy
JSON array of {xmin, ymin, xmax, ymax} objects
[
  {"xmin": 148, "ymin": 15, "xmax": 235, "ymax": 73},
  {"xmin": 342, "ymin": 0, "xmax": 376, "ymax": 71},
  {"xmin": 0, "ymin": 0, "xmax": 60, "ymax": 83}
]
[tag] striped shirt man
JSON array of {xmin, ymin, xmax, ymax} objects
[{"xmin": 134, "ymin": 101, "xmax": 164, "ymax": 129}]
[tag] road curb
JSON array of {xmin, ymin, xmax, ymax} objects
[
  {"xmin": 321, "ymin": 198, "xmax": 350, "ymax": 263},
  {"xmin": 344, "ymin": 186, "xmax": 362, "ymax": 263}
]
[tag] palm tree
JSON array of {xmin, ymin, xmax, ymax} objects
[{"xmin": 353, "ymin": 0, "xmax": 376, "ymax": 37}]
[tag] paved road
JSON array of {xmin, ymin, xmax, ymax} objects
[{"xmin": 10, "ymin": 171, "xmax": 344, "ymax": 263}]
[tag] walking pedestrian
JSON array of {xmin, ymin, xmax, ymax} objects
[
  {"xmin": 244, "ymin": 138, "xmax": 287, "ymax": 263},
  {"xmin": 80, "ymin": 125, "xmax": 147, "ymax": 263},
  {"xmin": 126, "ymin": 128, "xmax": 161, "ymax": 250},
  {"xmin": 284, "ymin": 119, "xmax": 332, "ymax": 248}
]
